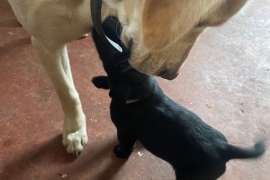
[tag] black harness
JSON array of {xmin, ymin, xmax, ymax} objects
[{"xmin": 91, "ymin": 0, "xmax": 122, "ymax": 53}]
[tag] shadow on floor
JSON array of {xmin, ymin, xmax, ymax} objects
[{"xmin": 0, "ymin": 135, "xmax": 75, "ymax": 179}]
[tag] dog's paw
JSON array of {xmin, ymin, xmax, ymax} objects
[
  {"xmin": 113, "ymin": 144, "xmax": 134, "ymax": 158},
  {"xmin": 62, "ymin": 114, "xmax": 88, "ymax": 157}
]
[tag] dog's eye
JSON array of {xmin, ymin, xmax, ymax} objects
[{"xmin": 194, "ymin": 21, "xmax": 204, "ymax": 28}]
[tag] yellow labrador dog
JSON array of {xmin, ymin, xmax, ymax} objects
[{"xmin": 7, "ymin": 0, "xmax": 249, "ymax": 156}]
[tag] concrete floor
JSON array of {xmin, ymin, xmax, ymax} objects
[{"xmin": 0, "ymin": 0, "xmax": 269, "ymax": 179}]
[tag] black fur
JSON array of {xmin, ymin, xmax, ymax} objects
[{"xmin": 91, "ymin": 17, "xmax": 266, "ymax": 180}]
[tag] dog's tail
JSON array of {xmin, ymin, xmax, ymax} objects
[{"xmin": 225, "ymin": 141, "xmax": 265, "ymax": 160}]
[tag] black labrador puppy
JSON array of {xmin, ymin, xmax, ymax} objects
[{"xmin": 91, "ymin": 17, "xmax": 265, "ymax": 180}]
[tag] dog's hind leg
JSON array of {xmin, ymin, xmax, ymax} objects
[{"xmin": 31, "ymin": 36, "xmax": 88, "ymax": 157}]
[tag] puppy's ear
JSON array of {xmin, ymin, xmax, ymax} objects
[
  {"xmin": 102, "ymin": 17, "xmax": 123, "ymax": 46},
  {"xmin": 142, "ymin": 0, "xmax": 223, "ymax": 50},
  {"xmin": 92, "ymin": 76, "xmax": 110, "ymax": 89}
]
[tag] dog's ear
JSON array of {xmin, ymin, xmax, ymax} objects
[
  {"xmin": 92, "ymin": 76, "xmax": 110, "ymax": 89},
  {"xmin": 142, "ymin": 0, "xmax": 223, "ymax": 51}
]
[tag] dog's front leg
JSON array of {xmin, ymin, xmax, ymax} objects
[{"xmin": 31, "ymin": 36, "xmax": 88, "ymax": 157}]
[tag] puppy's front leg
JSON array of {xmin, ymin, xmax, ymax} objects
[
  {"xmin": 110, "ymin": 82, "xmax": 135, "ymax": 158},
  {"xmin": 114, "ymin": 131, "xmax": 136, "ymax": 158},
  {"xmin": 31, "ymin": 36, "xmax": 88, "ymax": 157}
]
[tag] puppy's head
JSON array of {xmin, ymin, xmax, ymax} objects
[
  {"xmin": 108, "ymin": 0, "xmax": 248, "ymax": 80},
  {"xmin": 92, "ymin": 17, "xmax": 147, "ymax": 85}
]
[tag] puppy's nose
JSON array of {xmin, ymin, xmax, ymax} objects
[{"xmin": 157, "ymin": 70, "xmax": 179, "ymax": 80}]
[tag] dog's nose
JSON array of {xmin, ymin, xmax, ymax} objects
[{"xmin": 157, "ymin": 70, "xmax": 179, "ymax": 80}]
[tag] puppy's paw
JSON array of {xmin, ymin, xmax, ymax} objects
[
  {"xmin": 113, "ymin": 144, "xmax": 135, "ymax": 158},
  {"xmin": 62, "ymin": 114, "xmax": 88, "ymax": 157},
  {"xmin": 92, "ymin": 76, "xmax": 110, "ymax": 89}
]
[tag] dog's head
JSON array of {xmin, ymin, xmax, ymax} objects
[{"xmin": 103, "ymin": 0, "xmax": 248, "ymax": 80}]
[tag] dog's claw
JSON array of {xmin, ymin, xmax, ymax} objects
[{"xmin": 63, "ymin": 132, "xmax": 87, "ymax": 157}]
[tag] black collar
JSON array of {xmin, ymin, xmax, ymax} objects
[{"xmin": 91, "ymin": 0, "xmax": 122, "ymax": 52}]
